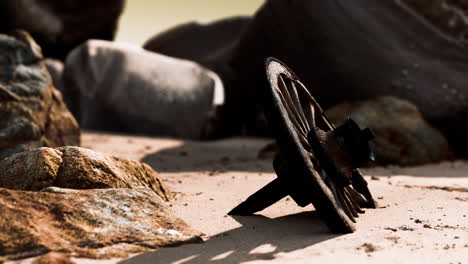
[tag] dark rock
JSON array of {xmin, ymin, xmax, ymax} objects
[
  {"xmin": 143, "ymin": 16, "xmax": 251, "ymax": 67},
  {"xmin": 63, "ymin": 40, "xmax": 224, "ymax": 139},
  {"xmin": 0, "ymin": 146, "xmax": 171, "ymax": 201},
  {"xmin": 44, "ymin": 59, "xmax": 65, "ymax": 93},
  {"xmin": 143, "ymin": 17, "xmax": 254, "ymax": 138},
  {"xmin": 326, "ymin": 96, "xmax": 453, "ymax": 166},
  {"xmin": 0, "ymin": 0, "xmax": 126, "ymax": 60},
  {"xmin": 226, "ymin": 0, "xmax": 468, "ymax": 155},
  {"xmin": 399, "ymin": 0, "xmax": 468, "ymax": 43},
  {"xmin": 0, "ymin": 32, "xmax": 80, "ymax": 159},
  {"xmin": 0, "ymin": 187, "xmax": 202, "ymax": 261}
]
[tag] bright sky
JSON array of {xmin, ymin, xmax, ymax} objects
[{"xmin": 116, "ymin": 0, "xmax": 264, "ymax": 45}]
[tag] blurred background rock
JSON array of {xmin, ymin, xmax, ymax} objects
[{"xmin": 117, "ymin": 0, "xmax": 263, "ymax": 45}]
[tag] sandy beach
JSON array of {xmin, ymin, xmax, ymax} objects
[{"xmin": 66, "ymin": 131, "xmax": 468, "ymax": 264}]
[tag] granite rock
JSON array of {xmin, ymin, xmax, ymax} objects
[
  {"xmin": 0, "ymin": 146, "xmax": 171, "ymax": 201},
  {"xmin": 0, "ymin": 187, "xmax": 201, "ymax": 261},
  {"xmin": 0, "ymin": 31, "xmax": 80, "ymax": 159},
  {"xmin": 63, "ymin": 40, "xmax": 224, "ymax": 139}
]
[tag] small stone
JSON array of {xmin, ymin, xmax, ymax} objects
[{"xmin": 357, "ymin": 243, "xmax": 382, "ymax": 253}]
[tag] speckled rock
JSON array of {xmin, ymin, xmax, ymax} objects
[
  {"xmin": 63, "ymin": 40, "xmax": 224, "ymax": 139},
  {"xmin": 224, "ymin": 0, "xmax": 468, "ymax": 154},
  {"xmin": 0, "ymin": 0, "xmax": 126, "ymax": 60},
  {"xmin": 0, "ymin": 147, "xmax": 171, "ymax": 201},
  {"xmin": 0, "ymin": 31, "xmax": 80, "ymax": 159},
  {"xmin": 0, "ymin": 187, "xmax": 201, "ymax": 261},
  {"xmin": 326, "ymin": 96, "xmax": 453, "ymax": 166}
]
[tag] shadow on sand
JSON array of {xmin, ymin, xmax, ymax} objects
[
  {"xmin": 120, "ymin": 211, "xmax": 341, "ymax": 264},
  {"xmin": 141, "ymin": 138, "xmax": 275, "ymax": 173}
]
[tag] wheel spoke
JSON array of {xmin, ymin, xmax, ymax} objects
[
  {"xmin": 277, "ymin": 89, "xmax": 307, "ymax": 136},
  {"xmin": 296, "ymin": 81, "xmax": 319, "ymax": 128},
  {"xmin": 352, "ymin": 169, "xmax": 376, "ymax": 208},
  {"xmin": 342, "ymin": 188, "xmax": 358, "ymax": 218},
  {"xmin": 345, "ymin": 187, "xmax": 365, "ymax": 214},
  {"xmin": 335, "ymin": 186, "xmax": 356, "ymax": 223},
  {"xmin": 287, "ymin": 80, "xmax": 310, "ymax": 132},
  {"xmin": 302, "ymin": 96, "xmax": 316, "ymax": 129},
  {"xmin": 277, "ymin": 87, "xmax": 306, "ymax": 136},
  {"xmin": 345, "ymin": 186, "xmax": 367, "ymax": 208},
  {"xmin": 278, "ymin": 75, "xmax": 309, "ymax": 135}
]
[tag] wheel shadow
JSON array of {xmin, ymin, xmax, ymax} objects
[
  {"xmin": 120, "ymin": 211, "xmax": 342, "ymax": 264},
  {"xmin": 365, "ymin": 160, "xmax": 468, "ymax": 178}
]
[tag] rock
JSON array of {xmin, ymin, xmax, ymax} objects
[
  {"xmin": 0, "ymin": 32, "xmax": 80, "ymax": 159},
  {"xmin": 63, "ymin": 40, "xmax": 225, "ymax": 139},
  {"xmin": 326, "ymin": 96, "xmax": 453, "ymax": 166},
  {"xmin": 399, "ymin": 0, "xmax": 468, "ymax": 42},
  {"xmin": 225, "ymin": 0, "xmax": 468, "ymax": 155},
  {"xmin": 0, "ymin": 0, "xmax": 126, "ymax": 60},
  {"xmin": 143, "ymin": 16, "xmax": 251, "ymax": 67},
  {"xmin": 44, "ymin": 59, "xmax": 65, "ymax": 93},
  {"xmin": 0, "ymin": 187, "xmax": 202, "ymax": 261},
  {"xmin": 143, "ymin": 17, "xmax": 257, "ymax": 138},
  {"xmin": 32, "ymin": 253, "xmax": 76, "ymax": 264},
  {"xmin": 0, "ymin": 146, "xmax": 171, "ymax": 201}
]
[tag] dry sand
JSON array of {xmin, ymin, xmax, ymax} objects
[{"xmin": 73, "ymin": 131, "xmax": 467, "ymax": 264}]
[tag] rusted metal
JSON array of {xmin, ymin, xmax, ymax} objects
[{"xmin": 228, "ymin": 58, "xmax": 377, "ymax": 233}]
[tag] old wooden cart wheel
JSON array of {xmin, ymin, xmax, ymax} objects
[{"xmin": 229, "ymin": 58, "xmax": 376, "ymax": 233}]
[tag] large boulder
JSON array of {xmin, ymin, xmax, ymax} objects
[
  {"xmin": 0, "ymin": 32, "xmax": 80, "ymax": 159},
  {"xmin": 0, "ymin": 187, "xmax": 201, "ymax": 261},
  {"xmin": 326, "ymin": 96, "xmax": 453, "ymax": 166},
  {"xmin": 224, "ymin": 0, "xmax": 468, "ymax": 155},
  {"xmin": 143, "ymin": 16, "xmax": 251, "ymax": 68},
  {"xmin": 144, "ymin": 17, "xmax": 256, "ymax": 138},
  {"xmin": 0, "ymin": 0, "xmax": 126, "ymax": 60},
  {"xmin": 0, "ymin": 146, "xmax": 171, "ymax": 201},
  {"xmin": 63, "ymin": 40, "xmax": 225, "ymax": 139}
]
